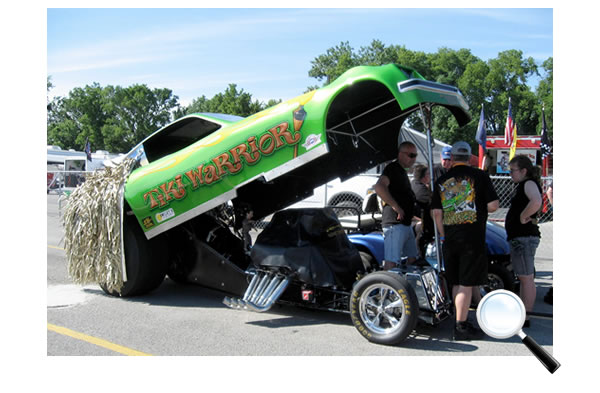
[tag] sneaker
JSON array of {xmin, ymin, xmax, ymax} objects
[{"xmin": 453, "ymin": 321, "xmax": 484, "ymax": 341}]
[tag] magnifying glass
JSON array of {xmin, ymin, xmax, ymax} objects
[{"xmin": 476, "ymin": 290, "xmax": 560, "ymax": 374}]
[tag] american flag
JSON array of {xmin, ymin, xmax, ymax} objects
[
  {"xmin": 540, "ymin": 109, "xmax": 552, "ymax": 159},
  {"xmin": 504, "ymin": 99, "xmax": 516, "ymax": 147}
]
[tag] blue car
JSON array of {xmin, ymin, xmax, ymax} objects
[{"xmin": 342, "ymin": 214, "xmax": 516, "ymax": 294}]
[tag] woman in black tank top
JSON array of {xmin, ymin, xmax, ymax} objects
[{"xmin": 506, "ymin": 155, "xmax": 543, "ymax": 327}]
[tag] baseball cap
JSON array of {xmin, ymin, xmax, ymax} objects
[
  {"xmin": 451, "ymin": 141, "xmax": 471, "ymax": 156},
  {"xmin": 441, "ymin": 146, "xmax": 452, "ymax": 160}
]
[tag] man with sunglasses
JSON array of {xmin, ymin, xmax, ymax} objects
[{"xmin": 374, "ymin": 141, "xmax": 419, "ymax": 270}]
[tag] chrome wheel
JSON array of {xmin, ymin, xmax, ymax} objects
[
  {"xmin": 350, "ymin": 271, "xmax": 418, "ymax": 344},
  {"xmin": 359, "ymin": 283, "xmax": 407, "ymax": 335}
]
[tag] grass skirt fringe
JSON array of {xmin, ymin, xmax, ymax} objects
[{"xmin": 61, "ymin": 158, "xmax": 136, "ymax": 293}]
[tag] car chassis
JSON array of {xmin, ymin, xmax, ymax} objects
[{"xmin": 65, "ymin": 65, "xmax": 478, "ymax": 345}]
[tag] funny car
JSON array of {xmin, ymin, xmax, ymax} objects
[{"xmin": 64, "ymin": 63, "xmax": 472, "ymax": 345}]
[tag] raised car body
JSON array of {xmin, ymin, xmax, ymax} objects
[
  {"xmin": 83, "ymin": 64, "xmax": 479, "ymax": 344},
  {"xmin": 122, "ymin": 64, "xmax": 470, "ymax": 239}
]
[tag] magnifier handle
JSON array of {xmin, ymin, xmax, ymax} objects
[{"xmin": 521, "ymin": 335, "xmax": 561, "ymax": 374}]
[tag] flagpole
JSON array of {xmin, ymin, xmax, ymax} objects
[
  {"xmin": 541, "ymin": 104, "xmax": 548, "ymax": 177},
  {"xmin": 476, "ymin": 103, "xmax": 486, "ymax": 169},
  {"xmin": 478, "ymin": 104, "xmax": 483, "ymax": 168}
]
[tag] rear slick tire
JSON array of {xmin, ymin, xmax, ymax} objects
[
  {"xmin": 350, "ymin": 271, "xmax": 419, "ymax": 345},
  {"xmin": 101, "ymin": 215, "xmax": 167, "ymax": 297}
]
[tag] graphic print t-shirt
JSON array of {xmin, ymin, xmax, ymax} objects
[{"xmin": 431, "ymin": 165, "xmax": 498, "ymax": 242}]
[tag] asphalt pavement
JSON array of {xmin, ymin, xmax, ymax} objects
[{"xmin": 47, "ymin": 193, "xmax": 554, "ymax": 358}]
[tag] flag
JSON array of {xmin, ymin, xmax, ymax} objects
[
  {"xmin": 505, "ymin": 99, "xmax": 518, "ymax": 160},
  {"xmin": 540, "ymin": 107, "xmax": 552, "ymax": 178},
  {"xmin": 540, "ymin": 109, "xmax": 552, "ymax": 160},
  {"xmin": 85, "ymin": 138, "xmax": 92, "ymax": 161},
  {"xmin": 475, "ymin": 104, "xmax": 487, "ymax": 169},
  {"xmin": 509, "ymin": 123, "xmax": 518, "ymax": 160},
  {"xmin": 504, "ymin": 99, "xmax": 515, "ymax": 146}
]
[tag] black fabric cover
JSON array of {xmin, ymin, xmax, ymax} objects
[{"xmin": 250, "ymin": 208, "xmax": 364, "ymax": 289}]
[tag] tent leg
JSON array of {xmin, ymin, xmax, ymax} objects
[{"xmin": 418, "ymin": 104, "xmax": 444, "ymax": 273}]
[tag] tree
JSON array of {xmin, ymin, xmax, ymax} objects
[
  {"xmin": 477, "ymin": 50, "xmax": 538, "ymax": 138},
  {"xmin": 308, "ymin": 42, "xmax": 552, "ymax": 152},
  {"xmin": 179, "ymin": 84, "xmax": 264, "ymax": 118},
  {"xmin": 309, "ymin": 41, "xmax": 358, "ymax": 84},
  {"xmin": 357, "ymin": 39, "xmax": 398, "ymax": 66},
  {"xmin": 536, "ymin": 57, "xmax": 553, "ymax": 138},
  {"xmin": 47, "ymin": 83, "xmax": 110, "ymax": 151},
  {"xmin": 47, "ymin": 83, "xmax": 179, "ymax": 152},
  {"xmin": 177, "ymin": 84, "xmax": 277, "ymax": 119},
  {"xmin": 102, "ymin": 85, "xmax": 178, "ymax": 152}
]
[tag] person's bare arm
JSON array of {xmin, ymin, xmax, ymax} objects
[
  {"xmin": 520, "ymin": 180, "xmax": 542, "ymax": 224},
  {"xmin": 431, "ymin": 208, "xmax": 444, "ymax": 238},
  {"xmin": 487, "ymin": 199, "xmax": 499, "ymax": 213}
]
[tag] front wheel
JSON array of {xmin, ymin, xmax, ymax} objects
[
  {"xmin": 481, "ymin": 261, "xmax": 515, "ymax": 296},
  {"xmin": 101, "ymin": 215, "xmax": 167, "ymax": 297},
  {"xmin": 350, "ymin": 272, "xmax": 419, "ymax": 345}
]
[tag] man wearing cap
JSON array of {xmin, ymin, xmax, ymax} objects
[
  {"xmin": 433, "ymin": 145, "xmax": 452, "ymax": 181},
  {"xmin": 375, "ymin": 141, "xmax": 419, "ymax": 270},
  {"xmin": 431, "ymin": 141, "xmax": 499, "ymax": 341}
]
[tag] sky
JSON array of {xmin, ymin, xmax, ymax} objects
[
  {"xmin": 3, "ymin": 2, "xmax": 599, "ymax": 386},
  {"xmin": 47, "ymin": 7, "xmax": 553, "ymax": 106}
]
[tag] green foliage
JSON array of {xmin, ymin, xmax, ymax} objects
[
  {"xmin": 179, "ymin": 84, "xmax": 264, "ymax": 118},
  {"xmin": 308, "ymin": 41, "xmax": 553, "ymax": 149},
  {"xmin": 536, "ymin": 57, "xmax": 553, "ymax": 133},
  {"xmin": 47, "ymin": 83, "xmax": 179, "ymax": 153},
  {"xmin": 309, "ymin": 41, "xmax": 358, "ymax": 83},
  {"xmin": 47, "ymin": 40, "xmax": 552, "ymax": 156}
]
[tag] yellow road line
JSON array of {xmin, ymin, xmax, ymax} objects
[
  {"xmin": 48, "ymin": 245, "xmax": 64, "ymax": 250},
  {"xmin": 47, "ymin": 323, "xmax": 152, "ymax": 356}
]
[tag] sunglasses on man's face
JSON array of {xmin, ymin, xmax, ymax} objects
[{"xmin": 402, "ymin": 152, "xmax": 418, "ymax": 158}]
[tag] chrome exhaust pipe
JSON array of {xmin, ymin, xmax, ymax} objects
[
  {"xmin": 249, "ymin": 273, "xmax": 272, "ymax": 304},
  {"xmin": 236, "ymin": 298, "xmax": 247, "ymax": 309},
  {"xmin": 222, "ymin": 297, "xmax": 235, "ymax": 308},
  {"xmin": 223, "ymin": 271, "xmax": 290, "ymax": 313},
  {"xmin": 244, "ymin": 277, "xmax": 290, "ymax": 312},
  {"xmin": 256, "ymin": 275, "xmax": 282, "ymax": 307},
  {"xmin": 242, "ymin": 272, "xmax": 260, "ymax": 302}
]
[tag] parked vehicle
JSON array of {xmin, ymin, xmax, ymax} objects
[
  {"xmin": 345, "ymin": 210, "xmax": 517, "ymax": 295},
  {"xmin": 66, "ymin": 63, "xmax": 473, "ymax": 345},
  {"xmin": 289, "ymin": 170, "xmax": 380, "ymax": 214}
]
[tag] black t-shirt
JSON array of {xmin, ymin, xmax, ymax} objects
[
  {"xmin": 380, "ymin": 161, "xmax": 415, "ymax": 227},
  {"xmin": 431, "ymin": 164, "xmax": 498, "ymax": 243},
  {"xmin": 432, "ymin": 164, "xmax": 447, "ymax": 182},
  {"xmin": 505, "ymin": 179, "xmax": 542, "ymax": 240},
  {"xmin": 411, "ymin": 179, "xmax": 433, "ymax": 233}
]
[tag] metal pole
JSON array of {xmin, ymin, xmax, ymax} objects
[{"xmin": 419, "ymin": 103, "xmax": 443, "ymax": 273}]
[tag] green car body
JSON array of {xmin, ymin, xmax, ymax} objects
[
  {"xmin": 123, "ymin": 63, "xmax": 470, "ymax": 239},
  {"xmin": 67, "ymin": 63, "xmax": 475, "ymax": 339}
]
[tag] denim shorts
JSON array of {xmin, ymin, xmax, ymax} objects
[
  {"xmin": 383, "ymin": 224, "xmax": 418, "ymax": 264},
  {"xmin": 510, "ymin": 236, "xmax": 540, "ymax": 276}
]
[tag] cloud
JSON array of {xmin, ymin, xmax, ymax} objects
[
  {"xmin": 48, "ymin": 11, "xmax": 301, "ymax": 75},
  {"xmin": 48, "ymin": 55, "xmax": 167, "ymax": 74}
]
